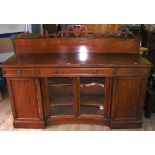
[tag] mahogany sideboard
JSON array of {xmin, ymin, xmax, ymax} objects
[{"xmin": 1, "ymin": 37, "xmax": 152, "ymax": 129}]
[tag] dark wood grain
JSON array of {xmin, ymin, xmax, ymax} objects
[
  {"xmin": 46, "ymin": 115, "xmax": 109, "ymax": 126},
  {"xmin": 104, "ymin": 77, "xmax": 113, "ymax": 119},
  {"xmin": 13, "ymin": 38, "xmax": 140, "ymax": 55},
  {"xmin": 6, "ymin": 78, "xmax": 45, "ymax": 128},
  {"xmin": 1, "ymin": 53, "xmax": 152, "ymax": 68},
  {"xmin": 1, "ymin": 36, "xmax": 152, "ymax": 129},
  {"xmin": 111, "ymin": 77, "xmax": 148, "ymax": 128}
]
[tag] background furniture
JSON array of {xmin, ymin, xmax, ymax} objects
[
  {"xmin": 83, "ymin": 24, "xmax": 125, "ymax": 34},
  {"xmin": 43, "ymin": 24, "xmax": 126, "ymax": 35},
  {"xmin": 144, "ymin": 52, "xmax": 155, "ymax": 118},
  {"xmin": 143, "ymin": 31, "xmax": 155, "ymax": 54},
  {"xmin": 144, "ymin": 72, "xmax": 155, "ymax": 118},
  {"xmin": 43, "ymin": 24, "xmax": 57, "ymax": 34},
  {"xmin": 0, "ymin": 88, "xmax": 2, "ymax": 101},
  {"xmin": 0, "ymin": 68, "xmax": 6, "ymax": 101},
  {"xmin": 0, "ymin": 52, "xmax": 14, "ymax": 101}
]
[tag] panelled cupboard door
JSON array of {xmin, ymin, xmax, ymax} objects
[
  {"xmin": 111, "ymin": 77, "xmax": 147, "ymax": 121},
  {"xmin": 7, "ymin": 78, "xmax": 44, "ymax": 128}
]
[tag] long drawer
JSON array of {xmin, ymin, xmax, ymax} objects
[
  {"xmin": 38, "ymin": 68, "xmax": 115, "ymax": 77},
  {"xmin": 3, "ymin": 67, "xmax": 150, "ymax": 78}
]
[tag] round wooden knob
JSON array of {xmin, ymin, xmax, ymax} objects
[
  {"xmin": 93, "ymin": 70, "xmax": 98, "ymax": 74},
  {"xmin": 129, "ymin": 69, "xmax": 135, "ymax": 74},
  {"xmin": 53, "ymin": 70, "xmax": 59, "ymax": 74},
  {"xmin": 16, "ymin": 70, "xmax": 21, "ymax": 74}
]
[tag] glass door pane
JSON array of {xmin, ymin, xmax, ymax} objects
[
  {"xmin": 48, "ymin": 77, "xmax": 74, "ymax": 116},
  {"xmin": 80, "ymin": 77, "xmax": 105, "ymax": 115}
]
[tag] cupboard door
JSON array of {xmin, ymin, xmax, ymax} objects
[
  {"xmin": 112, "ymin": 77, "xmax": 147, "ymax": 121},
  {"xmin": 7, "ymin": 78, "xmax": 44, "ymax": 128}
]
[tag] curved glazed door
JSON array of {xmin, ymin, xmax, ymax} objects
[
  {"xmin": 79, "ymin": 77, "xmax": 105, "ymax": 116},
  {"xmin": 45, "ymin": 77, "xmax": 74, "ymax": 116},
  {"xmin": 43, "ymin": 76, "xmax": 112, "ymax": 124}
]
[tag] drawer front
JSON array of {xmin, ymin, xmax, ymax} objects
[
  {"xmin": 38, "ymin": 68, "xmax": 115, "ymax": 77},
  {"xmin": 116, "ymin": 68, "xmax": 150, "ymax": 77},
  {"xmin": 3, "ymin": 69, "xmax": 36, "ymax": 77}
]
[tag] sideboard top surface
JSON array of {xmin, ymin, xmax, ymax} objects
[
  {"xmin": 1, "ymin": 53, "xmax": 152, "ymax": 68},
  {"xmin": 1, "ymin": 37, "xmax": 152, "ymax": 68}
]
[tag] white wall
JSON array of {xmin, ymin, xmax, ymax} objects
[{"xmin": 0, "ymin": 24, "xmax": 25, "ymax": 34}]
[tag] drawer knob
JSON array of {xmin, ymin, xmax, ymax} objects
[
  {"xmin": 16, "ymin": 70, "xmax": 21, "ymax": 74},
  {"xmin": 53, "ymin": 70, "xmax": 59, "ymax": 74},
  {"xmin": 93, "ymin": 70, "xmax": 98, "ymax": 74},
  {"xmin": 129, "ymin": 69, "xmax": 135, "ymax": 74}
]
